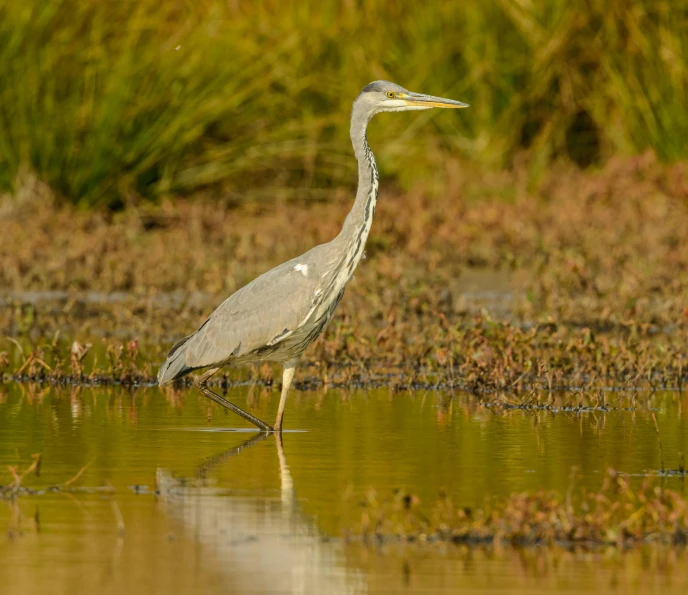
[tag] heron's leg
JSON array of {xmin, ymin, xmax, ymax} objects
[
  {"xmin": 195, "ymin": 367, "xmax": 274, "ymax": 432},
  {"xmin": 273, "ymin": 360, "xmax": 298, "ymax": 432}
]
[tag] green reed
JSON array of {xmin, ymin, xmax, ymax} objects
[{"xmin": 0, "ymin": 0, "xmax": 686, "ymax": 206}]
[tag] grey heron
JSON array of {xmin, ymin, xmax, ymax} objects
[{"xmin": 157, "ymin": 80, "xmax": 468, "ymax": 431}]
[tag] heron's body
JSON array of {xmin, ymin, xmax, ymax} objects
[{"xmin": 158, "ymin": 81, "xmax": 468, "ymax": 431}]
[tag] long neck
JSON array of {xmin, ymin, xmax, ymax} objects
[{"xmin": 337, "ymin": 104, "xmax": 379, "ymax": 270}]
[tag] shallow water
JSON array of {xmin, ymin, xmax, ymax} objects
[{"xmin": 1, "ymin": 384, "xmax": 687, "ymax": 594}]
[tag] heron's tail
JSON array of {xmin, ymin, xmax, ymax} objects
[{"xmin": 157, "ymin": 335, "xmax": 195, "ymax": 386}]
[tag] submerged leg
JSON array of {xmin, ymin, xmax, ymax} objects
[
  {"xmin": 273, "ymin": 360, "xmax": 298, "ymax": 432},
  {"xmin": 195, "ymin": 367, "xmax": 273, "ymax": 432}
]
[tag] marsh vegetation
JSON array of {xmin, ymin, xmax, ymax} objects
[
  {"xmin": 2, "ymin": 2, "xmax": 688, "ymax": 592},
  {"xmin": 2, "ymin": 1, "xmax": 687, "ymax": 206}
]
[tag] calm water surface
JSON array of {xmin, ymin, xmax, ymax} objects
[{"xmin": 1, "ymin": 384, "xmax": 687, "ymax": 594}]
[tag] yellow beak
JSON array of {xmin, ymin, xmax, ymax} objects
[{"xmin": 403, "ymin": 92, "xmax": 469, "ymax": 109}]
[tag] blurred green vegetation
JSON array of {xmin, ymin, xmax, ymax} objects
[{"xmin": 0, "ymin": 0, "xmax": 686, "ymax": 207}]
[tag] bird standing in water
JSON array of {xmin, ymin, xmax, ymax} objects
[{"xmin": 157, "ymin": 81, "xmax": 469, "ymax": 431}]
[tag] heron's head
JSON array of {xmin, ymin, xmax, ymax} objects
[{"xmin": 355, "ymin": 80, "xmax": 469, "ymax": 116}]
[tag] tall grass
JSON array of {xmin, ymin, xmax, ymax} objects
[{"xmin": 0, "ymin": 0, "xmax": 686, "ymax": 206}]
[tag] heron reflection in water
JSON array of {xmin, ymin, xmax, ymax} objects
[
  {"xmin": 157, "ymin": 434, "xmax": 366, "ymax": 592},
  {"xmin": 158, "ymin": 81, "xmax": 469, "ymax": 431}
]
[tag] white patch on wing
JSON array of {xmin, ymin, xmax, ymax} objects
[{"xmin": 294, "ymin": 263, "xmax": 309, "ymax": 277}]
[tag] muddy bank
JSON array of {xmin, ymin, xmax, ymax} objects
[{"xmin": 2, "ymin": 156, "xmax": 687, "ymax": 395}]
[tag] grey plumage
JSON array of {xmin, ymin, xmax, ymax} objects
[
  {"xmin": 158, "ymin": 246, "xmax": 338, "ymax": 380},
  {"xmin": 157, "ymin": 80, "xmax": 468, "ymax": 431}
]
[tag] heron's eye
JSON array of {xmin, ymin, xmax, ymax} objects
[{"xmin": 386, "ymin": 91, "xmax": 395, "ymax": 99}]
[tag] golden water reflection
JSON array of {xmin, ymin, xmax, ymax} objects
[{"xmin": 1, "ymin": 384, "xmax": 687, "ymax": 593}]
